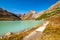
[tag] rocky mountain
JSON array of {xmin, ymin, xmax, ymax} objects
[
  {"xmin": 0, "ymin": 8, "xmax": 21, "ymax": 21},
  {"xmin": 19, "ymin": 10, "xmax": 46, "ymax": 20},
  {"xmin": 20, "ymin": 10, "xmax": 37, "ymax": 20}
]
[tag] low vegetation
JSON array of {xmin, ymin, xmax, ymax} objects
[{"xmin": 36, "ymin": 8, "xmax": 60, "ymax": 20}]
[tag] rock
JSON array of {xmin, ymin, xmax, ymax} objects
[{"xmin": 5, "ymin": 32, "xmax": 13, "ymax": 36}]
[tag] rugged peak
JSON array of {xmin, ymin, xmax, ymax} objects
[
  {"xmin": 29, "ymin": 10, "xmax": 36, "ymax": 14},
  {"xmin": 20, "ymin": 10, "xmax": 37, "ymax": 20}
]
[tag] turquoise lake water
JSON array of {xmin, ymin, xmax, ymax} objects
[{"xmin": 0, "ymin": 20, "xmax": 43, "ymax": 36}]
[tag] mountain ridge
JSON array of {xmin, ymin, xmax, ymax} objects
[{"xmin": 0, "ymin": 8, "xmax": 21, "ymax": 21}]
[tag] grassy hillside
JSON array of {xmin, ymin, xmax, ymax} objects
[{"xmin": 36, "ymin": 8, "xmax": 60, "ymax": 20}]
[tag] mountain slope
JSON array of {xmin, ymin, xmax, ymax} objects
[
  {"xmin": 0, "ymin": 8, "xmax": 21, "ymax": 21},
  {"xmin": 20, "ymin": 10, "xmax": 37, "ymax": 20},
  {"xmin": 36, "ymin": 8, "xmax": 60, "ymax": 20}
]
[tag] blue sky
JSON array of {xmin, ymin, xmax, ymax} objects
[{"xmin": 0, "ymin": 0, "xmax": 58, "ymax": 14}]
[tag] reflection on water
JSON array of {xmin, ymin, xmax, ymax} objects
[{"xmin": 0, "ymin": 20, "xmax": 43, "ymax": 36}]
